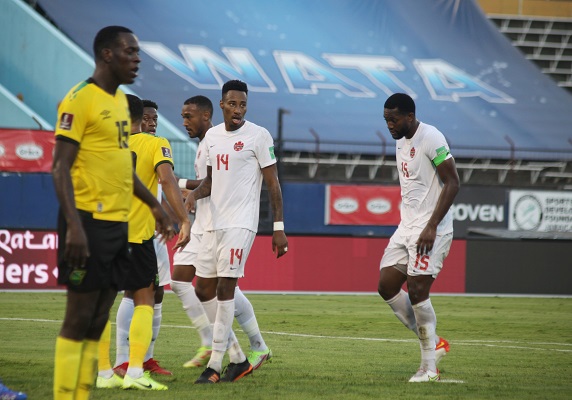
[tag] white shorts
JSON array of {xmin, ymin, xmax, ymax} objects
[
  {"xmin": 380, "ymin": 228, "xmax": 453, "ymax": 278},
  {"xmin": 196, "ymin": 228, "xmax": 256, "ymax": 279},
  {"xmin": 153, "ymin": 236, "xmax": 171, "ymax": 286},
  {"xmin": 172, "ymin": 232, "xmax": 202, "ymax": 267}
]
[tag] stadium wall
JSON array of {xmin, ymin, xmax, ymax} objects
[{"xmin": 0, "ymin": 176, "xmax": 570, "ymax": 295}]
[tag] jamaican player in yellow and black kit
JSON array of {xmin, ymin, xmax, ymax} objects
[
  {"xmin": 55, "ymin": 77, "xmax": 132, "ymax": 291},
  {"xmin": 124, "ymin": 131, "xmax": 174, "ymax": 291}
]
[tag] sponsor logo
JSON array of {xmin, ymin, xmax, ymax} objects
[
  {"xmin": 513, "ymin": 194, "xmax": 543, "ymax": 231},
  {"xmin": 15, "ymin": 143, "xmax": 43, "ymax": 161},
  {"xmin": 366, "ymin": 198, "xmax": 391, "ymax": 215},
  {"xmin": 100, "ymin": 110, "xmax": 111, "ymax": 120},
  {"xmin": 269, "ymin": 145, "xmax": 275, "ymax": 159},
  {"xmin": 234, "ymin": 141, "xmax": 244, "ymax": 151},
  {"xmin": 451, "ymin": 203, "xmax": 504, "ymax": 222},
  {"xmin": 161, "ymin": 147, "xmax": 172, "ymax": 158},
  {"xmin": 333, "ymin": 197, "xmax": 359, "ymax": 214},
  {"xmin": 59, "ymin": 113, "xmax": 74, "ymax": 130},
  {"xmin": 410, "ymin": 147, "xmax": 416, "ymax": 158}
]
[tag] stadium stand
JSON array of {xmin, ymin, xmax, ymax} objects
[{"xmin": 1, "ymin": 0, "xmax": 571, "ymax": 188}]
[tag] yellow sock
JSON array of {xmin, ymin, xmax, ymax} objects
[
  {"xmin": 54, "ymin": 336, "xmax": 82, "ymax": 400},
  {"xmin": 98, "ymin": 320, "xmax": 112, "ymax": 372},
  {"xmin": 75, "ymin": 339, "xmax": 98, "ymax": 400},
  {"xmin": 129, "ymin": 305, "xmax": 153, "ymax": 369}
]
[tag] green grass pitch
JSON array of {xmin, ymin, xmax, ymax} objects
[{"xmin": 0, "ymin": 292, "xmax": 571, "ymax": 399}]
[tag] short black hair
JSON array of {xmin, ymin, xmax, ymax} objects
[
  {"xmin": 126, "ymin": 94, "xmax": 144, "ymax": 123},
  {"xmin": 184, "ymin": 95, "xmax": 213, "ymax": 118},
  {"xmin": 222, "ymin": 80, "xmax": 248, "ymax": 97},
  {"xmin": 142, "ymin": 99, "xmax": 158, "ymax": 110},
  {"xmin": 384, "ymin": 93, "xmax": 415, "ymax": 115},
  {"xmin": 93, "ymin": 26, "xmax": 133, "ymax": 60}
]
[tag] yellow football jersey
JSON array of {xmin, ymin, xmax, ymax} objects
[
  {"xmin": 128, "ymin": 132, "xmax": 174, "ymax": 243},
  {"xmin": 55, "ymin": 79, "xmax": 132, "ymax": 222}
]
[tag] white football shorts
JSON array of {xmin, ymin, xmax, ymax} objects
[
  {"xmin": 172, "ymin": 232, "xmax": 202, "ymax": 267},
  {"xmin": 380, "ymin": 228, "xmax": 453, "ymax": 278},
  {"xmin": 153, "ymin": 235, "xmax": 171, "ymax": 287},
  {"xmin": 196, "ymin": 228, "xmax": 256, "ymax": 279}
]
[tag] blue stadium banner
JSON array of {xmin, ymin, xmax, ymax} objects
[{"xmin": 38, "ymin": 0, "xmax": 572, "ymax": 159}]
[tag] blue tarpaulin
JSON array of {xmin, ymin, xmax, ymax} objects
[{"xmin": 38, "ymin": 0, "xmax": 572, "ymax": 159}]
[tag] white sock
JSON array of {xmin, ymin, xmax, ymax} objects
[
  {"xmin": 202, "ymin": 298, "xmax": 217, "ymax": 323},
  {"xmin": 226, "ymin": 330, "xmax": 246, "ymax": 364},
  {"xmin": 98, "ymin": 369, "xmax": 113, "ymax": 379},
  {"xmin": 115, "ymin": 296, "xmax": 134, "ymax": 366},
  {"xmin": 234, "ymin": 287, "xmax": 267, "ymax": 351},
  {"xmin": 386, "ymin": 289, "xmax": 417, "ymax": 333},
  {"xmin": 172, "ymin": 280, "xmax": 212, "ymax": 347},
  {"xmin": 386, "ymin": 290, "xmax": 440, "ymax": 347},
  {"xmin": 207, "ymin": 299, "xmax": 235, "ymax": 373},
  {"xmin": 144, "ymin": 302, "xmax": 162, "ymax": 362},
  {"xmin": 412, "ymin": 298, "xmax": 437, "ymax": 372}
]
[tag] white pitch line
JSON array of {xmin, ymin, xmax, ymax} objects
[{"xmin": 1, "ymin": 317, "xmax": 571, "ymax": 353}]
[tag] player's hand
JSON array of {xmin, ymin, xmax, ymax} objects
[
  {"xmin": 184, "ymin": 191, "xmax": 197, "ymax": 214},
  {"xmin": 172, "ymin": 220, "xmax": 191, "ymax": 252},
  {"xmin": 416, "ymin": 224, "xmax": 437, "ymax": 255},
  {"xmin": 272, "ymin": 231, "xmax": 288, "ymax": 258},
  {"xmin": 64, "ymin": 222, "xmax": 90, "ymax": 269},
  {"xmin": 152, "ymin": 205, "xmax": 176, "ymax": 243},
  {"xmin": 180, "ymin": 188, "xmax": 191, "ymax": 200}
]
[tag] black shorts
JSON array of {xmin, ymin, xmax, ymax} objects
[
  {"xmin": 57, "ymin": 209, "xmax": 130, "ymax": 292},
  {"xmin": 122, "ymin": 237, "xmax": 158, "ymax": 291}
]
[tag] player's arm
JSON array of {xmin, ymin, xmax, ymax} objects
[
  {"xmin": 184, "ymin": 166, "xmax": 212, "ymax": 213},
  {"xmin": 52, "ymin": 139, "xmax": 89, "ymax": 268},
  {"xmin": 416, "ymin": 157, "xmax": 460, "ymax": 255},
  {"xmin": 178, "ymin": 177, "xmax": 205, "ymax": 190},
  {"xmin": 261, "ymin": 164, "xmax": 288, "ymax": 258},
  {"xmin": 133, "ymin": 173, "xmax": 175, "ymax": 242},
  {"xmin": 157, "ymin": 163, "xmax": 191, "ymax": 251}
]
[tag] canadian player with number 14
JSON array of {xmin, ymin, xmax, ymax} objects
[
  {"xmin": 185, "ymin": 80, "xmax": 288, "ymax": 384},
  {"xmin": 377, "ymin": 93, "xmax": 460, "ymax": 383}
]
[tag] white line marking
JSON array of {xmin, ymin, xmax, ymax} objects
[
  {"xmin": 440, "ymin": 379, "xmax": 466, "ymax": 383},
  {"xmin": 1, "ymin": 317, "xmax": 571, "ymax": 353}
]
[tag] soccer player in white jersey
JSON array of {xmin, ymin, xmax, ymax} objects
[
  {"xmin": 171, "ymin": 95, "xmax": 274, "ymax": 371},
  {"xmin": 377, "ymin": 93, "xmax": 460, "ymax": 383},
  {"xmin": 187, "ymin": 80, "xmax": 288, "ymax": 384},
  {"xmin": 112, "ymin": 100, "xmax": 174, "ymax": 378}
]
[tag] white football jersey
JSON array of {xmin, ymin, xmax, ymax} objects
[
  {"xmin": 395, "ymin": 122, "xmax": 453, "ymax": 235},
  {"xmin": 204, "ymin": 120, "xmax": 276, "ymax": 232},
  {"xmin": 191, "ymin": 138, "xmax": 212, "ymax": 234}
]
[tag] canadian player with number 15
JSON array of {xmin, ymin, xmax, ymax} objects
[
  {"xmin": 377, "ymin": 93, "xmax": 460, "ymax": 383},
  {"xmin": 185, "ymin": 80, "xmax": 288, "ymax": 384}
]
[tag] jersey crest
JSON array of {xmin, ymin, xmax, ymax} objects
[{"xmin": 234, "ymin": 141, "xmax": 244, "ymax": 151}]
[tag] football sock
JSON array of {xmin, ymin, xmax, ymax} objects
[
  {"xmin": 126, "ymin": 305, "xmax": 153, "ymax": 378},
  {"xmin": 115, "ymin": 296, "xmax": 134, "ymax": 366},
  {"xmin": 144, "ymin": 302, "xmax": 163, "ymax": 362},
  {"xmin": 386, "ymin": 289, "xmax": 417, "ymax": 333},
  {"xmin": 201, "ymin": 297, "xmax": 218, "ymax": 325},
  {"xmin": 235, "ymin": 287, "xmax": 266, "ymax": 351},
  {"xmin": 208, "ymin": 299, "xmax": 235, "ymax": 373},
  {"xmin": 172, "ymin": 280, "xmax": 212, "ymax": 347},
  {"xmin": 54, "ymin": 336, "xmax": 82, "ymax": 400},
  {"xmin": 227, "ymin": 330, "xmax": 247, "ymax": 364},
  {"xmin": 412, "ymin": 298, "xmax": 437, "ymax": 372},
  {"xmin": 97, "ymin": 320, "xmax": 114, "ymax": 378},
  {"xmin": 75, "ymin": 339, "xmax": 98, "ymax": 400}
]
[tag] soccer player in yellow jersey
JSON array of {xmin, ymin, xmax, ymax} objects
[
  {"xmin": 51, "ymin": 26, "xmax": 175, "ymax": 400},
  {"xmin": 96, "ymin": 94, "xmax": 191, "ymax": 391},
  {"xmin": 111, "ymin": 99, "xmax": 175, "ymax": 379}
]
